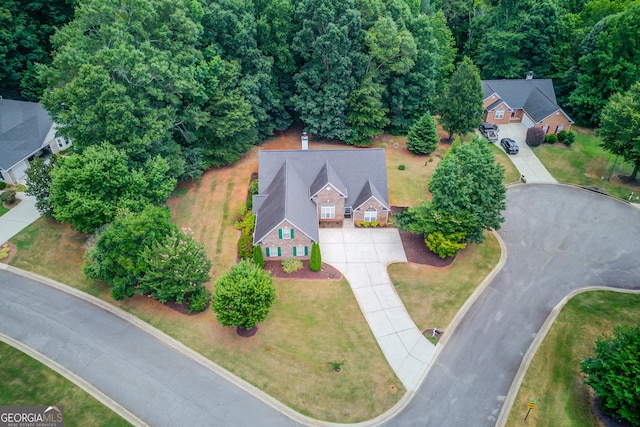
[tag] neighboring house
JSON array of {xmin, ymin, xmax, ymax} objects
[
  {"xmin": 0, "ymin": 99, "xmax": 71, "ymax": 184},
  {"xmin": 482, "ymin": 73, "xmax": 573, "ymax": 134},
  {"xmin": 253, "ymin": 149, "xmax": 390, "ymax": 260}
]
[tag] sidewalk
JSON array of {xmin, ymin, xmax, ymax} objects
[
  {"xmin": 492, "ymin": 124, "xmax": 557, "ymax": 183},
  {"xmin": 0, "ymin": 192, "xmax": 41, "ymax": 244},
  {"xmin": 319, "ymin": 228, "xmax": 434, "ymax": 392}
]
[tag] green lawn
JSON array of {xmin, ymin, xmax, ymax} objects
[
  {"xmin": 0, "ymin": 204, "xmax": 8, "ymax": 217},
  {"xmin": 506, "ymin": 291, "xmax": 640, "ymax": 427},
  {"xmin": 533, "ymin": 130, "xmax": 638, "ymax": 200},
  {"xmin": 389, "ymin": 231, "xmax": 502, "ymax": 332},
  {"xmin": 489, "ymin": 143, "xmax": 521, "ymax": 184},
  {"xmin": 0, "ymin": 341, "xmax": 130, "ymax": 427}
]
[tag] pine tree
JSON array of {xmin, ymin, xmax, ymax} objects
[
  {"xmin": 439, "ymin": 57, "xmax": 484, "ymax": 140},
  {"xmin": 309, "ymin": 242, "xmax": 322, "ymax": 272},
  {"xmin": 406, "ymin": 112, "xmax": 439, "ymax": 155}
]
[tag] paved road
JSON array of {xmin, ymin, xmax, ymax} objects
[
  {"xmin": 0, "ymin": 270, "xmax": 299, "ymax": 427},
  {"xmin": 384, "ymin": 184, "xmax": 640, "ymax": 426}
]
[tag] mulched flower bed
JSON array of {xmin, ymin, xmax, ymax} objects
[
  {"xmin": 0, "ymin": 241, "xmax": 17, "ymax": 265},
  {"xmin": 398, "ymin": 230, "xmax": 455, "ymax": 267},
  {"xmin": 264, "ymin": 260, "xmax": 342, "ymax": 280}
]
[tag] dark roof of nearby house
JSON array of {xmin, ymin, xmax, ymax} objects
[
  {"xmin": 0, "ymin": 99, "xmax": 54, "ymax": 170},
  {"xmin": 253, "ymin": 149, "xmax": 389, "ymax": 244},
  {"xmin": 482, "ymin": 79, "xmax": 573, "ymax": 124}
]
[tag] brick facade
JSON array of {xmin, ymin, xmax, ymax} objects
[
  {"xmin": 259, "ymin": 220, "xmax": 314, "ymax": 260},
  {"xmin": 312, "ymin": 185, "xmax": 345, "ymax": 222},
  {"xmin": 352, "ymin": 197, "xmax": 389, "ymax": 224},
  {"xmin": 483, "ymin": 100, "xmax": 511, "ymax": 125},
  {"xmin": 536, "ymin": 111, "xmax": 572, "ymax": 133}
]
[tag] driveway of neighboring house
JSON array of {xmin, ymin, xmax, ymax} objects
[
  {"xmin": 493, "ymin": 124, "xmax": 557, "ymax": 183},
  {"xmin": 319, "ymin": 227, "xmax": 435, "ymax": 392},
  {"xmin": 0, "ymin": 192, "xmax": 40, "ymax": 244}
]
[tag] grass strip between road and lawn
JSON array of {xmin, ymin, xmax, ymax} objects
[
  {"xmin": 0, "ymin": 340, "xmax": 131, "ymax": 427},
  {"xmin": 505, "ymin": 291, "xmax": 640, "ymax": 427}
]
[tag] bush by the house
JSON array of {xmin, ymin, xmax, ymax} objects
[
  {"xmin": 525, "ymin": 127, "xmax": 545, "ymax": 147},
  {"xmin": 281, "ymin": 258, "xmax": 303, "ymax": 273},
  {"xmin": 557, "ymin": 130, "xmax": 568, "ymax": 142},
  {"xmin": 235, "ymin": 210, "xmax": 255, "ymax": 260},
  {"xmin": 563, "ymin": 130, "xmax": 576, "ymax": 146},
  {"xmin": 309, "ymin": 242, "xmax": 321, "ymax": 272},
  {"xmin": 544, "ymin": 133, "xmax": 558, "ymax": 144},
  {"xmin": 246, "ymin": 179, "xmax": 259, "ymax": 210},
  {"xmin": 0, "ymin": 182, "xmax": 7, "ymax": 190},
  {"xmin": 1, "ymin": 190, "xmax": 16, "ymax": 204},
  {"xmin": 253, "ymin": 245, "xmax": 265, "ymax": 268}
]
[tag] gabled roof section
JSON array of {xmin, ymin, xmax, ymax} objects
[
  {"xmin": 0, "ymin": 99, "xmax": 54, "ymax": 170},
  {"xmin": 352, "ymin": 179, "xmax": 390, "ymax": 211},
  {"xmin": 481, "ymin": 79, "xmax": 572, "ymax": 123},
  {"xmin": 309, "ymin": 161, "xmax": 348, "ymax": 198},
  {"xmin": 253, "ymin": 160, "xmax": 319, "ymax": 244}
]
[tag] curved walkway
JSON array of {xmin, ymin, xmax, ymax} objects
[
  {"xmin": 0, "ymin": 192, "xmax": 40, "ymax": 244},
  {"xmin": 319, "ymin": 228, "xmax": 433, "ymax": 392},
  {"xmin": 384, "ymin": 184, "xmax": 640, "ymax": 426}
]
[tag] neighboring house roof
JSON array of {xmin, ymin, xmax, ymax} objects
[
  {"xmin": 482, "ymin": 79, "xmax": 573, "ymax": 124},
  {"xmin": 0, "ymin": 99, "xmax": 54, "ymax": 170},
  {"xmin": 254, "ymin": 149, "xmax": 389, "ymax": 244}
]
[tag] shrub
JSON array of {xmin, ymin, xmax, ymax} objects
[
  {"xmin": 186, "ymin": 287, "xmax": 211, "ymax": 313},
  {"xmin": 362, "ymin": 221, "xmax": 370, "ymax": 228},
  {"xmin": 253, "ymin": 245, "xmax": 265, "ymax": 268},
  {"xmin": 557, "ymin": 130, "xmax": 568, "ymax": 142},
  {"xmin": 371, "ymin": 220, "xmax": 379, "ymax": 227},
  {"xmin": 425, "ymin": 231, "xmax": 467, "ymax": 258},
  {"xmin": 525, "ymin": 127, "xmax": 545, "ymax": 147},
  {"xmin": 355, "ymin": 220, "xmax": 363, "ymax": 227},
  {"xmin": 564, "ymin": 130, "xmax": 576, "ymax": 146},
  {"xmin": 281, "ymin": 258, "xmax": 303, "ymax": 273},
  {"xmin": 0, "ymin": 182, "xmax": 7, "ymax": 190},
  {"xmin": 0, "ymin": 244, "xmax": 10, "ymax": 260},
  {"xmin": 309, "ymin": 242, "xmax": 321, "ymax": 272},
  {"xmin": 544, "ymin": 133, "xmax": 558, "ymax": 144},
  {"xmin": 246, "ymin": 179, "xmax": 259, "ymax": 210},
  {"xmin": 238, "ymin": 233, "xmax": 254, "ymax": 260},
  {"xmin": 398, "ymin": 164, "xmax": 406, "ymax": 170},
  {"xmin": 1, "ymin": 190, "xmax": 16, "ymax": 204}
]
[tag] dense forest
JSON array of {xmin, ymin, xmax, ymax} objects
[{"xmin": 2, "ymin": 0, "xmax": 638, "ymax": 179}]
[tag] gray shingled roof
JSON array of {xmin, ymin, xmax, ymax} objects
[
  {"xmin": 482, "ymin": 79, "xmax": 573, "ymax": 123},
  {"xmin": 254, "ymin": 149, "xmax": 389, "ymax": 244},
  {"xmin": 0, "ymin": 99, "xmax": 53, "ymax": 170},
  {"xmin": 352, "ymin": 179, "xmax": 390, "ymax": 211}
]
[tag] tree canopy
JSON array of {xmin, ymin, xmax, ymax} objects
[
  {"xmin": 439, "ymin": 57, "xmax": 484, "ymax": 140},
  {"xmin": 211, "ymin": 259, "xmax": 276, "ymax": 330},
  {"xmin": 598, "ymin": 82, "xmax": 640, "ymax": 181},
  {"xmin": 581, "ymin": 325, "xmax": 640, "ymax": 425}
]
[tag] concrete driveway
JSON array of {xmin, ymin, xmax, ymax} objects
[
  {"xmin": 320, "ymin": 228, "xmax": 435, "ymax": 392},
  {"xmin": 494, "ymin": 124, "xmax": 556, "ymax": 183},
  {"xmin": 0, "ymin": 192, "xmax": 40, "ymax": 244},
  {"xmin": 384, "ymin": 184, "xmax": 640, "ymax": 426}
]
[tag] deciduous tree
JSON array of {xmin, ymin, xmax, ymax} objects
[
  {"xmin": 25, "ymin": 155, "xmax": 58, "ymax": 217},
  {"xmin": 581, "ymin": 325, "xmax": 640, "ymax": 425},
  {"xmin": 598, "ymin": 82, "xmax": 640, "ymax": 181},
  {"xmin": 211, "ymin": 260, "xmax": 276, "ymax": 332}
]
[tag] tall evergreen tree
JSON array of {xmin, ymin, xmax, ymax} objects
[
  {"xmin": 439, "ymin": 57, "xmax": 484, "ymax": 140},
  {"xmin": 406, "ymin": 112, "xmax": 439, "ymax": 155}
]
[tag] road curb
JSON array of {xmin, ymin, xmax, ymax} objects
[
  {"xmin": 495, "ymin": 286, "xmax": 640, "ymax": 427},
  {"xmin": 0, "ymin": 332, "xmax": 148, "ymax": 427},
  {"xmin": 0, "ymin": 265, "xmax": 328, "ymax": 427}
]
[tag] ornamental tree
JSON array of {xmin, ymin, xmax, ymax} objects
[
  {"xmin": 309, "ymin": 242, "xmax": 322, "ymax": 272},
  {"xmin": 581, "ymin": 325, "xmax": 640, "ymax": 425},
  {"xmin": 137, "ymin": 227, "xmax": 212, "ymax": 307},
  {"xmin": 211, "ymin": 260, "xmax": 276, "ymax": 331},
  {"xmin": 25, "ymin": 155, "xmax": 58, "ymax": 217}
]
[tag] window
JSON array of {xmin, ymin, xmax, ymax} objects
[
  {"xmin": 364, "ymin": 208, "xmax": 377, "ymax": 222},
  {"xmin": 557, "ymin": 125, "xmax": 563, "ymax": 133},
  {"xmin": 321, "ymin": 202, "xmax": 335, "ymax": 219},
  {"xmin": 293, "ymin": 246, "xmax": 308, "ymax": 257},
  {"xmin": 265, "ymin": 246, "xmax": 280, "ymax": 257},
  {"xmin": 494, "ymin": 108, "xmax": 505, "ymax": 120},
  {"xmin": 279, "ymin": 227, "xmax": 293, "ymax": 239}
]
